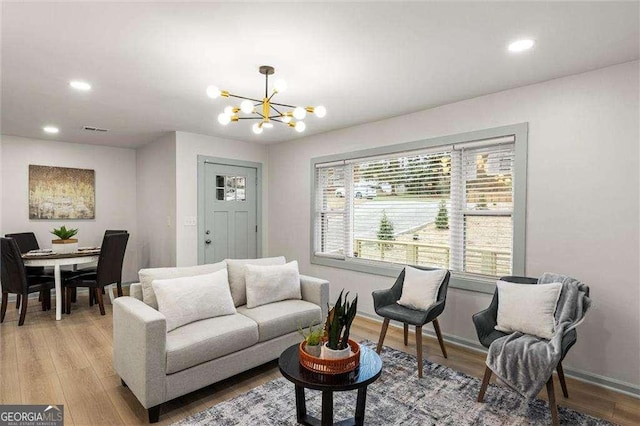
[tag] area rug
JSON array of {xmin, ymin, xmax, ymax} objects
[{"xmin": 173, "ymin": 341, "xmax": 612, "ymax": 425}]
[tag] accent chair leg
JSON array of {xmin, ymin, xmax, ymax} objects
[
  {"xmin": 1, "ymin": 292, "xmax": 8, "ymax": 322},
  {"xmin": 376, "ymin": 318, "xmax": 390, "ymax": 354},
  {"xmin": 148, "ymin": 405, "xmax": 160, "ymax": 423},
  {"xmin": 416, "ymin": 325, "xmax": 423, "ymax": 378},
  {"xmin": 557, "ymin": 362, "xmax": 569, "ymax": 398},
  {"xmin": 546, "ymin": 376, "xmax": 559, "ymax": 426},
  {"xmin": 432, "ymin": 318, "xmax": 448, "ymax": 358},
  {"xmin": 18, "ymin": 293, "xmax": 28, "ymax": 326},
  {"xmin": 95, "ymin": 288, "xmax": 106, "ymax": 315},
  {"xmin": 477, "ymin": 366, "xmax": 492, "ymax": 402},
  {"xmin": 403, "ymin": 323, "xmax": 409, "ymax": 345}
]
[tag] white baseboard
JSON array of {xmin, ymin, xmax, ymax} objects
[{"xmin": 357, "ymin": 311, "xmax": 640, "ymax": 399}]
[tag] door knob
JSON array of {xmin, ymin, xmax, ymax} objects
[{"xmin": 205, "ymin": 239, "xmax": 212, "ymax": 244}]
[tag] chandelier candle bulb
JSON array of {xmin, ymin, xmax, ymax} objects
[
  {"xmin": 252, "ymin": 123, "xmax": 263, "ymax": 134},
  {"xmin": 293, "ymin": 106, "xmax": 307, "ymax": 120},
  {"xmin": 217, "ymin": 113, "xmax": 231, "ymax": 125},
  {"xmin": 240, "ymin": 100, "xmax": 254, "ymax": 114}
]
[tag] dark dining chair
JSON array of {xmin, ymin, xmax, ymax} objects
[
  {"xmin": 372, "ymin": 266, "xmax": 451, "ymax": 377},
  {"xmin": 63, "ymin": 232, "xmax": 129, "ymax": 315},
  {"xmin": 472, "ymin": 276, "xmax": 585, "ymax": 426},
  {"xmin": 1, "ymin": 238, "xmax": 54, "ymax": 325},
  {"xmin": 76, "ymin": 230, "xmax": 128, "ymax": 300},
  {"xmin": 5, "ymin": 232, "xmax": 52, "ymax": 308}
]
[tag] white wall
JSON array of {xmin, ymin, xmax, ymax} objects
[
  {"xmin": 175, "ymin": 131, "xmax": 269, "ymax": 266},
  {"xmin": 268, "ymin": 61, "xmax": 640, "ymax": 390},
  {"xmin": 1, "ymin": 135, "xmax": 139, "ymax": 282},
  {"xmin": 136, "ymin": 132, "xmax": 176, "ymax": 269}
]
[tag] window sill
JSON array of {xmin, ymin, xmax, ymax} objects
[{"xmin": 311, "ymin": 255, "xmax": 497, "ymax": 294}]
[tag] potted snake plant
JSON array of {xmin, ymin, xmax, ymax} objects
[
  {"xmin": 323, "ymin": 290, "xmax": 358, "ymax": 359},
  {"xmin": 51, "ymin": 225, "xmax": 79, "ymax": 254}
]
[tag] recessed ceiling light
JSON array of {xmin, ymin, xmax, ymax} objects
[
  {"xmin": 43, "ymin": 126, "xmax": 59, "ymax": 134},
  {"xmin": 508, "ymin": 39, "xmax": 535, "ymax": 53},
  {"xmin": 69, "ymin": 80, "xmax": 91, "ymax": 91}
]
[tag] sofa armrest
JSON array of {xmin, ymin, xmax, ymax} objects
[
  {"xmin": 113, "ymin": 297, "xmax": 167, "ymax": 408},
  {"xmin": 300, "ymin": 274, "xmax": 329, "ymax": 319},
  {"xmin": 129, "ymin": 282, "xmax": 143, "ymax": 300}
]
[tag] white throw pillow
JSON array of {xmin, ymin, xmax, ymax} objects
[
  {"xmin": 245, "ymin": 261, "xmax": 301, "ymax": 309},
  {"xmin": 397, "ymin": 267, "xmax": 447, "ymax": 311},
  {"xmin": 495, "ymin": 280, "xmax": 562, "ymax": 340},
  {"xmin": 226, "ymin": 256, "xmax": 286, "ymax": 306},
  {"xmin": 139, "ymin": 261, "xmax": 227, "ymax": 309},
  {"xmin": 152, "ymin": 269, "xmax": 236, "ymax": 332}
]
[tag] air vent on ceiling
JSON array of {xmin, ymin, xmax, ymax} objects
[{"xmin": 82, "ymin": 126, "xmax": 108, "ymax": 133}]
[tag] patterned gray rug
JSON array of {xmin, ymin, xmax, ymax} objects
[{"xmin": 173, "ymin": 341, "xmax": 612, "ymax": 425}]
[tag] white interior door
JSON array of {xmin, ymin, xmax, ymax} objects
[{"xmin": 204, "ymin": 163, "xmax": 258, "ymax": 263}]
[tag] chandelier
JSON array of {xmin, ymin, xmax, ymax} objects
[{"xmin": 206, "ymin": 65, "xmax": 326, "ymax": 135}]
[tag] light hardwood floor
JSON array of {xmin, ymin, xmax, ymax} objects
[{"xmin": 1, "ymin": 294, "xmax": 638, "ymax": 425}]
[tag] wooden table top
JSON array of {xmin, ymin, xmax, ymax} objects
[{"xmin": 22, "ymin": 250, "xmax": 101, "ymax": 260}]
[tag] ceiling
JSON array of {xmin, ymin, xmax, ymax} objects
[{"xmin": 2, "ymin": 2, "xmax": 638, "ymax": 147}]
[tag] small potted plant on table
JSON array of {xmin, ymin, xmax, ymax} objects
[
  {"xmin": 299, "ymin": 324, "xmax": 324, "ymax": 357},
  {"xmin": 51, "ymin": 226, "xmax": 79, "ymax": 254}
]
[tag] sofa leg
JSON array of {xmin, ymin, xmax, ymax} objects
[
  {"xmin": 121, "ymin": 379, "xmax": 127, "ymax": 388},
  {"xmin": 148, "ymin": 405, "xmax": 160, "ymax": 423}
]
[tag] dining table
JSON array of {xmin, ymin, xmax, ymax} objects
[{"xmin": 22, "ymin": 249, "xmax": 101, "ymax": 320}]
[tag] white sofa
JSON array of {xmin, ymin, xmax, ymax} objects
[{"xmin": 112, "ymin": 261, "xmax": 329, "ymax": 423}]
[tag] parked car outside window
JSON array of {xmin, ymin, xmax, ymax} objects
[{"xmin": 335, "ymin": 186, "xmax": 377, "ymax": 199}]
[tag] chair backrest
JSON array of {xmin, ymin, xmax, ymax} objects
[
  {"xmin": 4, "ymin": 232, "xmax": 40, "ymax": 253},
  {"xmin": 0, "ymin": 238, "xmax": 29, "ymax": 294},
  {"xmin": 391, "ymin": 265, "xmax": 452, "ymax": 304},
  {"xmin": 105, "ymin": 230, "xmax": 128, "ymax": 236},
  {"xmin": 96, "ymin": 233, "xmax": 129, "ymax": 286}
]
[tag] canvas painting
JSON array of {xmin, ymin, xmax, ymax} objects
[{"xmin": 29, "ymin": 165, "xmax": 96, "ymax": 219}]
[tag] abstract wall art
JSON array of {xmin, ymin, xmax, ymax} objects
[{"xmin": 29, "ymin": 165, "xmax": 96, "ymax": 219}]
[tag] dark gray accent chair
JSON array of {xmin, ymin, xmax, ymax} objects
[
  {"xmin": 473, "ymin": 275, "xmax": 585, "ymax": 426},
  {"xmin": 372, "ymin": 266, "xmax": 451, "ymax": 377}
]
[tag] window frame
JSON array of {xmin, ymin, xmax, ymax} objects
[{"xmin": 309, "ymin": 123, "xmax": 528, "ymax": 294}]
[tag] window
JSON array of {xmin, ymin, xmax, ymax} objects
[
  {"xmin": 311, "ymin": 124, "xmax": 527, "ymax": 291},
  {"xmin": 216, "ymin": 175, "xmax": 246, "ymax": 201}
]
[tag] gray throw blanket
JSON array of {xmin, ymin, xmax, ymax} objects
[{"xmin": 486, "ymin": 273, "xmax": 591, "ymax": 399}]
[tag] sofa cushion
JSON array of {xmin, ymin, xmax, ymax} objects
[
  {"xmin": 237, "ymin": 300, "xmax": 322, "ymax": 342},
  {"xmin": 245, "ymin": 261, "xmax": 301, "ymax": 309},
  {"xmin": 226, "ymin": 257, "xmax": 286, "ymax": 307},
  {"xmin": 166, "ymin": 313, "xmax": 258, "ymax": 374},
  {"xmin": 139, "ymin": 261, "xmax": 227, "ymax": 309},
  {"xmin": 153, "ymin": 269, "xmax": 236, "ymax": 332}
]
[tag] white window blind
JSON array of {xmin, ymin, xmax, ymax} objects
[
  {"xmin": 313, "ymin": 136, "xmax": 516, "ymax": 278},
  {"xmin": 452, "ymin": 142, "xmax": 515, "ymax": 276},
  {"xmin": 314, "ymin": 164, "xmax": 347, "ymax": 259}
]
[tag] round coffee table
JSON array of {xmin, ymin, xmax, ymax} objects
[{"xmin": 278, "ymin": 343, "xmax": 382, "ymax": 426}]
